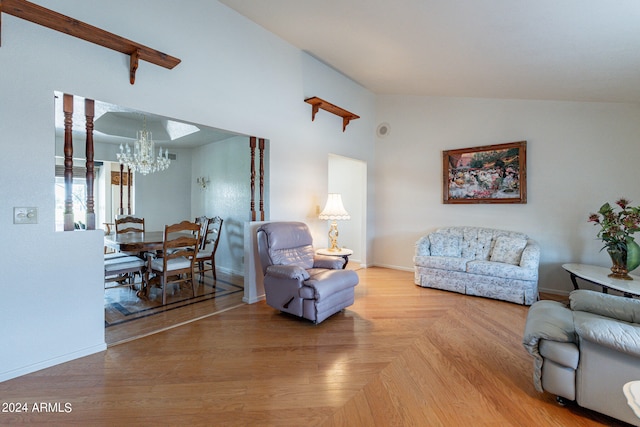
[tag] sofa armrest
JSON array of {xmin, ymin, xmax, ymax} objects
[
  {"xmin": 574, "ymin": 311, "xmax": 640, "ymax": 358},
  {"xmin": 313, "ymin": 255, "xmax": 345, "ymax": 270},
  {"xmin": 519, "ymin": 239, "xmax": 540, "ymax": 270},
  {"xmin": 266, "ymin": 264, "xmax": 310, "ymax": 280},
  {"xmin": 415, "ymin": 235, "xmax": 431, "ymax": 257}
]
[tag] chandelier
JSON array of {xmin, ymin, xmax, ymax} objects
[{"xmin": 116, "ymin": 116, "xmax": 170, "ymax": 175}]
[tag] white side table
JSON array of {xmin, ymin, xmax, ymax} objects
[
  {"xmin": 562, "ymin": 263, "xmax": 640, "ymax": 297},
  {"xmin": 316, "ymin": 248, "xmax": 353, "ymax": 269}
]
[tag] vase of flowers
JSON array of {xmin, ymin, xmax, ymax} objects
[{"xmin": 588, "ymin": 198, "xmax": 640, "ymax": 280}]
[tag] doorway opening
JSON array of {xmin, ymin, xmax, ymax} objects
[{"xmin": 327, "ymin": 154, "xmax": 367, "ymax": 267}]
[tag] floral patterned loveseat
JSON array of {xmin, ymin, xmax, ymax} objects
[{"xmin": 414, "ymin": 226, "xmax": 540, "ymax": 305}]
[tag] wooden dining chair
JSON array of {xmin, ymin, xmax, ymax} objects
[
  {"xmin": 105, "ymin": 219, "xmax": 145, "ymax": 287},
  {"xmin": 115, "ymin": 216, "xmax": 145, "ymax": 234},
  {"xmin": 145, "ymin": 220, "xmax": 201, "ymax": 305},
  {"xmin": 114, "ymin": 215, "xmax": 147, "ymax": 277},
  {"xmin": 194, "ymin": 216, "xmax": 223, "ymax": 281},
  {"xmin": 104, "ymin": 254, "xmax": 146, "ymax": 289},
  {"xmin": 195, "ymin": 216, "xmax": 209, "ymax": 245}
]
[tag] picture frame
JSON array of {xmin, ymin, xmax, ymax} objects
[{"xmin": 443, "ymin": 141, "xmax": 527, "ymax": 204}]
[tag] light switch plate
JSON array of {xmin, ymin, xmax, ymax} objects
[{"xmin": 14, "ymin": 207, "xmax": 38, "ymax": 224}]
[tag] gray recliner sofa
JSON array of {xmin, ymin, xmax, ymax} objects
[
  {"xmin": 523, "ymin": 289, "xmax": 640, "ymax": 425},
  {"xmin": 257, "ymin": 222, "xmax": 359, "ymax": 324}
]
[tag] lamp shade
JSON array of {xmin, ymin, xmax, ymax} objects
[{"xmin": 319, "ymin": 193, "xmax": 350, "ymax": 220}]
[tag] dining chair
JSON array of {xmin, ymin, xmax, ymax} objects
[
  {"xmin": 195, "ymin": 216, "xmax": 209, "ymax": 244},
  {"xmin": 115, "ymin": 216, "xmax": 145, "ymax": 234},
  {"xmin": 104, "ymin": 254, "xmax": 146, "ymax": 289},
  {"xmin": 145, "ymin": 220, "xmax": 201, "ymax": 305},
  {"xmin": 194, "ymin": 216, "xmax": 223, "ymax": 281},
  {"xmin": 114, "ymin": 215, "xmax": 147, "ymax": 277}
]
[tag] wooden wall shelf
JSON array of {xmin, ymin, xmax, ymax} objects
[
  {"xmin": 0, "ymin": 0, "xmax": 181, "ymax": 84},
  {"xmin": 304, "ymin": 97, "xmax": 360, "ymax": 132}
]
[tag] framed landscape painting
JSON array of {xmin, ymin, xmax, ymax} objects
[{"xmin": 442, "ymin": 141, "xmax": 527, "ymax": 204}]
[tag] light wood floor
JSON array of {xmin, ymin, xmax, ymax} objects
[
  {"xmin": 105, "ymin": 271, "xmax": 245, "ymax": 346},
  {"xmin": 0, "ymin": 268, "xmax": 629, "ymax": 426}
]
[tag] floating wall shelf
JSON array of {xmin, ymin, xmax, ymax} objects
[
  {"xmin": 0, "ymin": 0, "xmax": 181, "ymax": 84},
  {"xmin": 304, "ymin": 97, "xmax": 360, "ymax": 132}
]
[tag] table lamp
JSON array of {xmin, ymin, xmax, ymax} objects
[{"xmin": 319, "ymin": 193, "xmax": 350, "ymax": 251}]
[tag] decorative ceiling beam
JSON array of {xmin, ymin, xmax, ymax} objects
[{"xmin": 0, "ymin": 0, "xmax": 181, "ymax": 84}]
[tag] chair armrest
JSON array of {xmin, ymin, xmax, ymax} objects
[
  {"xmin": 574, "ymin": 311, "xmax": 640, "ymax": 358},
  {"xmin": 523, "ymin": 300, "xmax": 576, "ymax": 350},
  {"xmin": 522, "ymin": 300, "xmax": 576, "ymax": 393},
  {"xmin": 266, "ymin": 264, "xmax": 310, "ymax": 280},
  {"xmin": 313, "ymin": 255, "xmax": 345, "ymax": 270},
  {"xmin": 570, "ymin": 289, "xmax": 640, "ymax": 323},
  {"xmin": 304, "ymin": 269, "xmax": 359, "ymax": 299}
]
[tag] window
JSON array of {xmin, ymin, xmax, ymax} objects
[
  {"xmin": 54, "ymin": 177, "xmax": 89, "ymax": 231},
  {"xmin": 54, "ymin": 164, "xmax": 102, "ymax": 231}
]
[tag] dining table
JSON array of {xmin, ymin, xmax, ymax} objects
[{"xmin": 104, "ymin": 231, "xmax": 168, "ymax": 254}]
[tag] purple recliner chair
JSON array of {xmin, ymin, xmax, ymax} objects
[{"xmin": 257, "ymin": 222, "xmax": 359, "ymax": 323}]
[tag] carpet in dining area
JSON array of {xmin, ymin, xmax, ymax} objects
[{"xmin": 104, "ymin": 272, "xmax": 244, "ymax": 328}]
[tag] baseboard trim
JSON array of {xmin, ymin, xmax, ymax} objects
[
  {"xmin": 371, "ymin": 263, "xmax": 414, "ymax": 272},
  {"xmin": 243, "ymin": 294, "xmax": 265, "ymax": 304}
]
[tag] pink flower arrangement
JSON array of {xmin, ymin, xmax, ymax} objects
[{"xmin": 588, "ymin": 198, "xmax": 640, "ymax": 252}]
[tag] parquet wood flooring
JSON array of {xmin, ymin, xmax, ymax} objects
[
  {"xmin": 105, "ymin": 271, "xmax": 245, "ymax": 346},
  {"xmin": 0, "ymin": 268, "xmax": 630, "ymax": 426}
]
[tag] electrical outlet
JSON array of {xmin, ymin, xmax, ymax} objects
[{"xmin": 14, "ymin": 207, "xmax": 38, "ymax": 224}]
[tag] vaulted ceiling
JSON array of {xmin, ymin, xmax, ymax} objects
[{"xmin": 219, "ymin": 0, "xmax": 640, "ymax": 103}]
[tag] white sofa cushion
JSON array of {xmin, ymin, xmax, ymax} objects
[
  {"xmin": 490, "ymin": 235, "xmax": 528, "ymax": 265},
  {"xmin": 435, "ymin": 226, "xmax": 528, "ymax": 260},
  {"xmin": 466, "ymin": 260, "xmax": 538, "ymax": 281},
  {"xmin": 414, "ymin": 255, "xmax": 468, "ymax": 272},
  {"xmin": 428, "ymin": 233, "xmax": 462, "ymax": 257}
]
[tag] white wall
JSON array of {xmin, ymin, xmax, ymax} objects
[
  {"xmin": 134, "ymin": 147, "xmax": 193, "ymax": 231},
  {"xmin": 191, "ymin": 136, "xmax": 253, "ymax": 276},
  {"xmin": 374, "ymin": 95, "xmax": 640, "ymax": 293},
  {"xmin": 0, "ymin": 0, "xmax": 375, "ymax": 381}
]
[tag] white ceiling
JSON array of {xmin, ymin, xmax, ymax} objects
[
  {"xmin": 54, "ymin": 93, "xmax": 241, "ymax": 148},
  {"xmin": 219, "ymin": 0, "xmax": 640, "ymax": 103}
]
